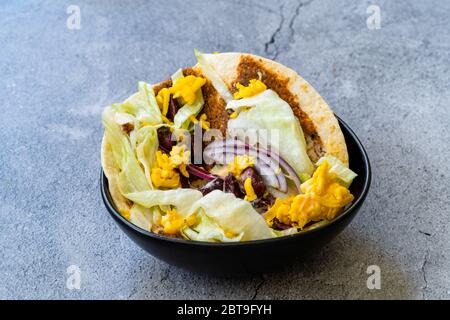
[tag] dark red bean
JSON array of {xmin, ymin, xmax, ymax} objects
[
  {"xmin": 239, "ymin": 167, "xmax": 266, "ymax": 197},
  {"xmin": 166, "ymin": 96, "xmax": 179, "ymax": 121},
  {"xmin": 224, "ymin": 173, "xmax": 244, "ymax": 198},
  {"xmin": 250, "ymin": 193, "xmax": 275, "ymax": 213},
  {"xmin": 180, "ymin": 175, "xmax": 191, "ymax": 188},
  {"xmin": 199, "ymin": 177, "xmax": 224, "ymax": 195},
  {"xmin": 157, "ymin": 127, "xmax": 174, "ymax": 151}
]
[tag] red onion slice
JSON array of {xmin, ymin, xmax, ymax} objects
[
  {"xmin": 206, "ymin": 150, "xmax": 283, "ymax": 191},
  {"xmin": 186, "ymin": 164, "xmax": 217, "ymax": 181},
  {"xmin": 205, "ymin": 139, "xmax": 302, "ymax": 193},
  {"xmin": 206, "ymin": 147, "xmax": 285, "ymax": 190},
  {"xmin": 205, "ymin": 143, "xmax": 287, "ymax": 192}
]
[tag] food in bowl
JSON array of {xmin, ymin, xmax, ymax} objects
[{"xmin": 100, "ymin": 50, "xmax": 357, "ymax": 242}]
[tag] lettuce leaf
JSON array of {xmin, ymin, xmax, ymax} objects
[
  {"xmin": 111, "ymin": 82, "xmax": 162, "ymax": 128},
  {"xmin": 227, "ymin": 89, "xmax": 314, "ymax": 177},
  {"xmin": 194, "ymin": 49, "xmax": 233, "ymax": 103},
  {"xmin": 129, "ymin": 204, "xmax": 154, "ymax": 231},
  {"xmin": 188, "ymin": 190, "xmax": 274, "ymax": 241},
  {"xmin": 171, "ymin": 68, "xmax": 184, "ymax": 84},
  {"xmin": 102, "ymin": 107, "xmax": 150, "ymax": 194},
  {"xmin": 125, "ymin": 189, "xmax": 274, "ymax": 241},
  {"xmin": 135, "ymin": 126, "xmax": 159, "ymax": 188},
  {"xmin": 181, "ymin": 211, "xmax": 244, "ymax": 242},
  {"xmin": 138, "ymin": 81, "xmax": 163, "ymax": 124},
  {"xmin": 124, "ymin": 189, "xmax": 203, "ymax": 216},
  {"xmin": 102, "ymin": 80, "xmax": 164, "ymax": 195},
  {"xmin": 173, "ymin": 94, "xmax": 204, "ymax": 129},
  {"xmin": 126, "ymin": 188, "xmax": 277, "ymax": 241}
]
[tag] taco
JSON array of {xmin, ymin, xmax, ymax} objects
[{"xmin": 101, "ymin": 50, "xmax": 357, "ymax": 242}]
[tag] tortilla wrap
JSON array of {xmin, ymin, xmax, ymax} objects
[{"xmin": 101, "ymin": 52, "xmax": 349, "ymax": 214}]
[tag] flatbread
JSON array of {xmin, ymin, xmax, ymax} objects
[
  {"xmin": 101, "ymin": 52, "xmax": 349, "ymax": 214},
  {"xmin": 192, "ymin": 53, "xmax": 348, "ymax": 165}
]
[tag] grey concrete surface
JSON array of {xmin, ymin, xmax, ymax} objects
[{"xmin": 1, "ymin": 0, "xmax": 449, "ymax": 299}]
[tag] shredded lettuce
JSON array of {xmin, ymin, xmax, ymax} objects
[
  {"xmin": 316, "ymin": 156, "xmax": 357, "ymax": 187},
  {"xmin": 129, "ymin": 204, "xmax": 154, "ymax": 231},
  {"xmin": 114, "ymin": 112, "xmax": 134, "ymax": 125},
  {"xmin": 194, "ymin": 49, "xmax": 233, "ymax": 103},
  {"xmin": 181, "ymin": 212, "xmax": 244, "ymax": 242},
  {"xmin": 124, "ymin": 189, "xmax": 203, "ymax": 216},
  {"xmin": 125, "ymin": 189, "xmax": 275, "ymax": 241},
  {"xmin": 227, "ymin": 89, "xmax": 315, "ymax": 178},
  {"xmin": 112, "ymin": 82, "xmax": 162, "ymax": 127},
  {"xmin": 173, "ymin": 94, "xmax": 204, "ymax": 129},
  {"xmin": 188, "ymin": 190, "xmax": 274, "ymax": 241},
  {"xmin": 135, "ymin": 126, "xmax": 159, "ymax": 189},
  {"xmin": 102, "ymin": 79, "xmax": 165, "ymax": 195},
  {"xmin": 105, "ymin": 102, "xmax": 277, "ymax": 241},
  {"xmin": 171, "ymin": 68, "xmax": 184, "ymax": 84},
  {"xmin": 102, "ymin": 107, "xmax": 150, "ymax": 194},
  {"xmin": 138, "ymin": 81, "xmax": 163, "ymax": 124},
  {"xmin": 151, "ymin": 206, "xmax": 163, "ymax": 226}
]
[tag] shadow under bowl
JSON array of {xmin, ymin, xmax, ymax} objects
[{"xmin": 101, "ymin": 116, "xmax": 371, "ymax": 275}]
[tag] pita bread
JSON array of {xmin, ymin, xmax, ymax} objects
[
  {"xmin": 191, "ymin": 53, "xmax": 348, "ymax": 165},
  {"xmin": 101, "ymin": 52, "xmax": 349, "ymax": 215}
]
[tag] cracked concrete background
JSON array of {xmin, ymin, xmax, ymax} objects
[{"xmin": 1, "ymin": 0, "xmax": 449, "ymax": 299}]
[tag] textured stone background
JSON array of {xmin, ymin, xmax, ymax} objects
[{"xmin": 1, "ymin": 0, "xmax": 449, "ymax": 299}]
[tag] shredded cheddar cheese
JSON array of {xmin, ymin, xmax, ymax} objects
[
  {"xmin": 171, "ymin": 75, "xmax": 206, "ymax": 105},
  {"xmin": 151, "ymin": 151, "xmax": 180, "ymax": 188},
  {"xmin": 233, "ymin": 79, "xmax": 267, "ymax": 99},
  {"xmin": 264, "ymin": 161, "xmax": 354, "ymax": 229},
  {"xmin": 156, "ymin": 75, "xmax": 206, "ymax": 113},
  {"xmin": 189, "ymin": 113, "xmax": 210, "ymax": 130},
  {"xmin": 243, "ymin": 177, "xmax": 257, "ymax": 202},
  {"xmin": 199, "ymin": 113, "xmax": 210, "ymax": 130},
  {"xmin": 161, "ymin": 209, "xmax": 197, "ymax": 236},
  {"xmin": 156, "ymin": 87, "xmax": 171, "ymax": 116},
  {"xmin": 227, "ymin": 155, "xmax": 255, "ymax": 178},
  {"xmin": 188, "ymin": 115, "xmax": 198, "ymax": 124},
  {"xmin": 300, "ymin": 161, "xmax": 354, "ymax": 208},
  {"xmin": 169, "ymin": 144, "xmax": 190, "ymax": 178},
  {"xmin": 169, "ymin": 144, "xmax": 190, "ymax": 166},
  {"xmin": 229, "ymin": 111, "xmax": 239, "ymax": 119}
]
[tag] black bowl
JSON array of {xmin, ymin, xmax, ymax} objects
[{"xmin": 101, "ymin": 116, "xmax": 371, "ymax": 275}]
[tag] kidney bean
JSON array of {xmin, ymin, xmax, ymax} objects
[
  {"xmin": 239, "ymin": 167, "xmax": 266, "ymax": 197},
  {"xmin": 224, "ymin": 173, "xmax": 244, "ymax": 198},
  {"xmin": 250, "ymin": 193, "xmax": 275, "ymax": 213},
  {"xmin": 199, "ymin": 177, "xmax": 224, "ymax": 196},
  {"xmin": 166, "ymin": 96, "xmax": 179, "ymax": 121},
  {"xmin": 157, "ymin": 127, "xmax": 174, "ymax": 151}
]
